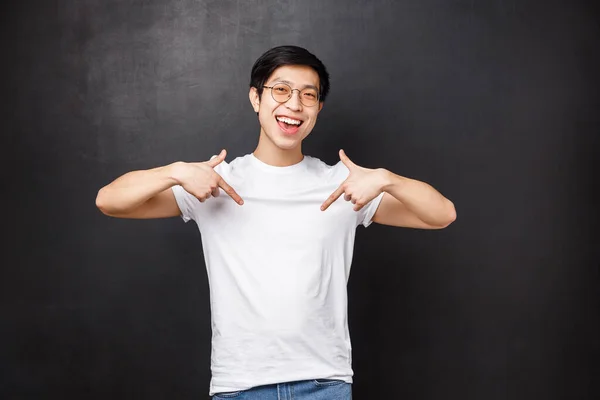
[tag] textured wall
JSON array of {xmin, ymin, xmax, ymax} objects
[{"xmin": 2, "ymin": 0, "xmax": 599, "ymax": 399}]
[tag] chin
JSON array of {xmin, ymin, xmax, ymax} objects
[
  {"xmin": 274, "ymin": 139, "xmax": 302, "ymax": 150},
  {"xmin": 266, "ymin": 130, "xmax": 305, "ymax": 150}
]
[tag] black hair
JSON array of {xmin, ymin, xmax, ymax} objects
[{"xmin": 250, "ymin": 45, "xmax": 330, "ymax": 103}]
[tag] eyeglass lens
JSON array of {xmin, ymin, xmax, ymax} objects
[{"xmin": 270, "ymin": 83, "xmax": 319, "ymax": 106}]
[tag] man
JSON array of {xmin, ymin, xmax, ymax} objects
[{"xmin": 96, "ymin": 45, "xmax": 456, "ymax": 399}]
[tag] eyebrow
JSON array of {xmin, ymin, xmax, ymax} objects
[{"xmin": 269, "ymin": 77, "xmax": 319, "ymax": 91}]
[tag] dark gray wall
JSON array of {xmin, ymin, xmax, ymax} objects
[{"xmin": 2, "ymin": 0, "xmax": 599, "ymax": 399}]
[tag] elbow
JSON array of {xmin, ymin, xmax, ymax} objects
[
  {"xmin": 429, "ymin": 201, "xmax": 456, "ymax": 229},
  {"xmin": 95, "ymin": 187, "xmax": 115, "ymax": 216},
  {"xmin": 440, "ymin": 201, "xmax": 457, "ymax": 228},
  {"xmin": 447, "ymin": 207, "xmax": 457, "ymax": 226}
]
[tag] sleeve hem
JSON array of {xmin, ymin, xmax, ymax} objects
[
  {"xmin": 171, "ymin": 185, "xmax": 191, "ymax": 223},
  {"xmin": 362, "ymin": 192, "xmax": 385, "ymax": 228}
]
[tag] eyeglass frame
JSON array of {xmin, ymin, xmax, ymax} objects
[{"xmin": 262, "ymin": 83, "xmax": 321, "ymax": 107}]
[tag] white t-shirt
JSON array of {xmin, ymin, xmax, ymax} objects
[{"xmin": 171, "ymin": 153, "xmax": 384, "ymax": 395}]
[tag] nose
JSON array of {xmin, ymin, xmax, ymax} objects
[{"xmin": 285, "ymin": 89, "xmax": 303, "ymax": 111}]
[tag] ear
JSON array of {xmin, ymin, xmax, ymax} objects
[
  {"xmin": 318, "ymin": 102, "xmax": 324, "ymax": 113},
  {"xmin": 249, "ymin": 87, "xmax": 260, "ymax": 113}
]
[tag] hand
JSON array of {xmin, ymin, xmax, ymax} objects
[
  {"xmin": 321, "ymin": 150, "xmax": 388, "ymax": 212},
  {"xmin": 173, "ymin": 149, "xmax": 244, "ymax": 205}
]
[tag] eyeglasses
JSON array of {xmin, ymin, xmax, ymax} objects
[{"xmin": 262, "ymin": 83, "xmax": 320, "ymax": 107}]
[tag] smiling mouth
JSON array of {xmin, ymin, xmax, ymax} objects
[
  {"xmin": 276, "ymin": 116, "xmax": 304, "ymax": 135},
  {"xmin": 276, "ymin": 116, "xmax": 303, "ymax": 127}
]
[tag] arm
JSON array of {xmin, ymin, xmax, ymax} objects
[
  {"xmin": 95, "ymin": 163, "xmax": 182, "ymax": 219},
  {"xmin": 372, "ymin": 170, "xmax": 456, "ymax": 229},
  {"xmin": 320, "ymin": 150, "xmax": 456, "ymax": 229},
  {"xmin": 95, "ymin": 150, "xmax": 243, "ymax": 219}
]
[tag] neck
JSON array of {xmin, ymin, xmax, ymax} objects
[{"xmin": 253, "ymin": 129, "xmax": 304, "ymax": 167}]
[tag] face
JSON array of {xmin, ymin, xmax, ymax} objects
[{"xmin": 249, "ymin": 65, "xmax": 323, "ymax": 151}]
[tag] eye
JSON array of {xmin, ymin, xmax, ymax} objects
[{"xmin": 272, "ymin": 83, "xmax": 289, "ymax": 90}]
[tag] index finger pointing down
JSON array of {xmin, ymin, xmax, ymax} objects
[
  {"xmin": 321, "ymin": 184, "xmax": 345, "ymax": 211},
  {"xmin": 218, "ymin": 178, "xmax": 244, "ymax": 205}
]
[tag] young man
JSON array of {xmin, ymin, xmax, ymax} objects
[{"xmin": 96, "ymin": 45, "xmax": 456, "ymax": 399}]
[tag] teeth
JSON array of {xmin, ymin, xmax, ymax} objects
[{"xmin": 277, "ymin": 116, "xmax": 301, "ymax": 125}]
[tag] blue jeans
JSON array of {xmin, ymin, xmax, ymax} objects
[{"xmin": 212, "ymin": 379, "xmax": 352, "ymax": 399}]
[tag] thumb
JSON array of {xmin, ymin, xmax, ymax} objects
[
  {"xmin": 339, "ymin": 149, "xmax": 356, "ymax": 170},
  {"xmin": 206, "ymin": 149, "xmax": 226, "ymax": 168}
]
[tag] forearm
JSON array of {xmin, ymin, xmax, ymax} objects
[
  {"xmin": 381, "ymin": 169, "xmax": 456, "ymax": 226},
  {"xmin": 96, "ymin": 162, "xmax": 180, "ymax": 215}
]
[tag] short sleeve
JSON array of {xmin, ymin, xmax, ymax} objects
[
  {"xmin": 170, "ymin": 156, "xmax": 229, "ymax": 223},
  {"xmin": 358, "ymin": 192, "xmax": 384, "ymax": 228},
  {"xmin": 171, "ymin": 185, "xmax": 200, "ymax": 223}
]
